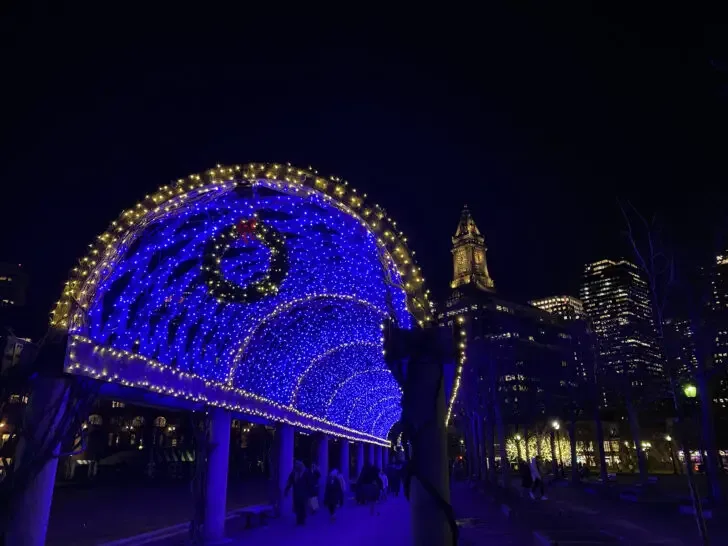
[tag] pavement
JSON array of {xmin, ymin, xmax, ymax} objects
[
  {"xmin": 493, "ymin": 475, "xmax": 725, "ymax": 546},
  {"xmin": 96, "ymin": 484, "xmax": 534, "ymax": 546},
  {"xmin": 46, "ymin": 479, "xmax": 270, "ymax": 546},
  {"xmin": 47, "ymin": 474, "xmax": 727, "ymax": 545}
]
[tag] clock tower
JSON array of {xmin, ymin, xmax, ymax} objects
[{"xmin": 451, "ymin": 206, "xmax": 494, "ymax": 290}]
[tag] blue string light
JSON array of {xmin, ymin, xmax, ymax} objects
[{"xmin": 53, "ymin": 165, "xmax": 427, "ymax": 442}]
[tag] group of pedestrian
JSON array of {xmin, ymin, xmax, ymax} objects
[
  {"xmin": 284, "ymin": 460, "xmax": 346, "ymax": 526},
  {"xmin": 354, "ymin": 461, "xmax": 403, "ymax": 514},
  {"xmin": 518, "ymin": 455, "xmax": 548, "ymax": 500}
]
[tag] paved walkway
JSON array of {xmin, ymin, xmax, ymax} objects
[
  {"xmin": 131, "ymin": 485, "xmax": 531, "ymax": 546},
  {"xmin": 239, "ymin": 495, "xmax": 412, "ymax": 544}
]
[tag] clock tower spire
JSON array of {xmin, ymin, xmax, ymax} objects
[{"xmin": 451, "ymin": 205, "xmax": 494, "ymax": 290}]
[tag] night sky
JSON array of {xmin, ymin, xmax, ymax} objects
[{"xmin": 2, "ymin": 5, "xmax": 727, "ymax": 336}]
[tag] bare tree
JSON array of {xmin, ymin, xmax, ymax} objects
[
  {"xmin": 0, "ymin": 331, "xmax": 98, "ymax": 543},
  {"xmin": 620, "ymin": 202, "xmax": 711, "ymax": 544}
]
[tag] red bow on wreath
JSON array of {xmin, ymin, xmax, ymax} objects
[{"xmin": 236, "ymin": 219, "xmax": 258, "ymax": 243}]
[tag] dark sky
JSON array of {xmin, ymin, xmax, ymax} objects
[{"xmin": 2, "ymin": 5, "xmax": 727, "ymax": 336}]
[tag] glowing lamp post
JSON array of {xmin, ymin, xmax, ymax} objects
[
  {"xmin": 683, "ymin": 384, "xmax": 697, "ymax": 398},
  {"xmin": 550, "ymin": 421, "xmax": 560, "ymax": 475},
  {"xmin": 665, "ymin": 434, "xmax": 678, "ymax": 474}
]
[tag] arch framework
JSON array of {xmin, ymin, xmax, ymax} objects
[{"xmin": 54, "ymin": 163, "xmax": 432, "ymax": 444}]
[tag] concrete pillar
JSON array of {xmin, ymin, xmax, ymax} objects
[
  {"xmin": 409, "ymin": 342, "xmax": 452, "ymax": 546},
  {"xmin": 372, "ymin": 445, "xmax": 379, "ymax": 469},
  {"xmin": 6, "ymin": 376, "xmax": 69, "ymax": 546},
  {"xmin": 317, "ymin": 434, "xmax": 329, "ymax": 500},
  {"xmin": 277, "ymin": 423, "xmax": 294, "ymax": 517},
  {"xmin": 204, "ymin": 407, "xmax": 231, "ymax": 543},
  {"xmin": 383, "ymin": 446, "xmax": 389, "ymax": 467},
  {"xmin": 340, "ymin": 440, "xmax": 350, "ymax": 488},
  {"xmin": 356, "ymin": 442, "xmax": 365, "ymax": 479},
  {"xmin": 367, "ymin": 443, "xmax": 375, "ymax": 465}
]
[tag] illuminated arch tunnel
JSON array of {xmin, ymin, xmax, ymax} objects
[{"xmin": 53, "ymin": 163, "xmax": 433, "ymax": 445}]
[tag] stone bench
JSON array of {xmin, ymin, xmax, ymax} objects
[
  {"xmin": 238, "ymin": 504, "xmax": 274, "ymax": 528},
  {"xmin": 619, "ymin": 490, "xmax": 639, "ymax": 502},
  {"xmin": 533, "ymin": 529, "xmax": 621, "ymax": 545},
  {"xmin": 678, "ymin": 499, "xmax": 712, "ymax": 520}
]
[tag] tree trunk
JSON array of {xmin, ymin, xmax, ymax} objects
[
  {"xmin": 550, "ymin": 429, "xmax": 558, "ymax": 476},
  {"xmin": 594, "ymin": 406, "xmax": 608, "ymax": 483},
  {"xmin": 5, "ymin": 377, "xmax": 69, "ymax": 546},
  {"xmin": 484, "ymin": 417, "xmax": 497, "ymax": 483},
  {"xmin": 524, "ymin": 427, "xmax": 530, "ymax": 461},
  {"xmin": 697, "ymin": 371, "xmax": 723, "ymax": 503},
  {"xmin": 569, "ymin": 419, "xmax": 579, "ymax": 484},
  {"xmin": 468, "ymin": 418, "xmax": 479, "ymax": 480},
  {"xmin": 476, "ymin": 415, "xmax": 486, "ymax": 481},
  {"xmin": 625, "ymin": 397, "xmax": 648, "ymax": 482},
  {"xmin": 494, "ymin": 399, "xmax": 510, "ymax": 489},
  {"xmin": 676, "ymin": 421, "xmax": 710, "ymax": 545}
]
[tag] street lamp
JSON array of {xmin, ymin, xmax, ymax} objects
[
  {"xmin": 683, "ymin": 384, "xmax": 697, "ymax": 398},
  {"xmin": 549, "ymin": 421, "xmax": 560, "ymax": 475},
  {"xmin": 514, "ymin": 434, "xmax": 522, "ymax": 461},
  {"xmin": 665, "ymin": 434, "xmax": 678, "ymax": 474}
]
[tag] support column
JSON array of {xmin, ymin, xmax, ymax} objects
[
  {"xmin": 340, "ymin": 440, "xmax": 350, "ymax": 489},
  {"xmin": 7, "ymin": 376, "xmax": 69, "ymax": 546},
  {"xmin": 317, "ymin": 434, "xmax": 329, "ymax": 500},
  {"xmin": 204, "ymin": 407, "xmax": 231, "ymax": 543},
  {"xmin": 367, "ymin": 443, "xmax": 375, "ymax": 465},
  {"xmin": 383, "ymin": 446, "xmax": 389, "ymax": 467},
  {"xmin": 277, "ymin": 423, "xmax": 294, "ymax": 517},
  {"xmin": 374, "ymin": 445, "xmax": 382, "ymax": 469},
  {"xmin": 410, "ymin": 341, "xmax": 452, "ymax": 546},
  {"xmin": 356, "ymin": 442, "xmax": 365, "ymax": 479}
]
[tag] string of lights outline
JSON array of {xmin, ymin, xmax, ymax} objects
[
  {"xmin": 52, "ymin": 163, "xmax": 432, "ymax": 444},
  {"xmin": 290, "ymin": 340, "xmax": 381, "ymax": 405},
  {"xmin": 68, "ymin": 335, "xmax": 390, "ymax": 445},
  {"xmin": 445, "ymin": 315, "xmax": 468, "ymax": 425}
]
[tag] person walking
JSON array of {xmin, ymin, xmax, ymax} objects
[
  {"xmin": 335, "ymin": 467, "xmax": 347, "ymax": 507},
  {"xmin": 285, "ymin": 460, "xmax": 312, "ymax": 525},
  {"xmin": 530, "ymin": 456, "xmax": 547, "ymax": 500},
  {"xmin": 358, "ymin": 463, "xmax": 383, "ymax": 515},
  {"xmin": 518, "ymin": 458, "xmax": 532, "ymax": 497},
  {"xmin": 378, "ymin": 468, "xmax": 389, "ymax": 501},
  {"xmin": 324, "ymin": 469, "xmax": 344, "ymax": 520},
  {"xmin": 387, "ymin": 463, "xmax": 401, "ymax": 496},
  {"xmin": 309, "ymin": 462, "xmax": 321, "ymax": 514}
]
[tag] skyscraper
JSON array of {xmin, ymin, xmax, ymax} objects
[
  {"xmin": 530, "ymin": 295, "xmax": 584, "ymax": 322},
  {"xmin": 0, "ymin": 263, "xmax": 27, "ymax": 309},
  {"xmin": 580, "ymin": 259, "xmax": 663, "ymax": 388}
]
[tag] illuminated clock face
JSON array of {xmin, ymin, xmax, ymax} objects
[
  {"xmin": 456, "ymin": 250, "xmax": 467, "ymax": 273},
  {"xmin": 475, "ymin": 250, "xmax": 484, "ymax": 264}
]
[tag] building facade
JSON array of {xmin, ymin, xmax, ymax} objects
[
  {"xmin": 0, "ymin": 263, "xmax": 27, "ymax": 309},
  {"xmin": 579, "ymin": 259, "xmax": 663, "ymax": 399},
  {"xmin": 530, "ymin": 295, "xmax": 585, "ymax": 322},
  {"xmin": 439, "ymin": 208, "xmax": 590, "ymax": 439}
]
